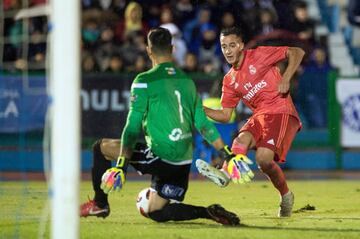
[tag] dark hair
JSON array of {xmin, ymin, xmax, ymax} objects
[
  {"xmin": 147, "ymin": 27, "xmax": 172, "ymax": 55},
  {"xmin": 293, "ymin": 0, "xmax": 307, "ymax": 10},
  {"xmin": 220, "ymin": 26, "xmax": 243, "ymax": 39}
]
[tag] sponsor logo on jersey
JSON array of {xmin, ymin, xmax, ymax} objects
[
  {"xmin": 249, "ymin": 65, "xmax": 257, "ymax": 75},
  {"xmin": 242, "ymin": 80, "xmax": 267, "ymax": 101},
  {"xmin": 169, "ymin": 128, "xmax": 183, "ymax": 141},
  {"xmin": 168, "ymin": 128, "xmax": 192, "ymax": 141},
  {"xmin": 161, "ymin": 184, "xmax": 184, "ymax": 198}
]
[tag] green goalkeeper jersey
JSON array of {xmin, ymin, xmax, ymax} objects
[{"xmin": 121, "ymin": 62, "xmax": 220, "ymax": 164}]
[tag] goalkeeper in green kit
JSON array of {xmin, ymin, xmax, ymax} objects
[{"xmin": 80, "ymin": 27, "xmax": 252, "ymax": 225}]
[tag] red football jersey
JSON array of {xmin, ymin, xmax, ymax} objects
[{"xmin": 221, "ymin": 46, "xmax": 300, "ymax": 120}]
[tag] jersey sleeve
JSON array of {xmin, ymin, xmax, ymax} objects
[
  {"xmin": 256, "ymin": 46, "xmax": 288, "ymax": 66},
  {"xmin": 194, "ymin": 94, "xmax": 220, "ymax": 143},
  {"xmin": 221, "ymin": 81, "xmax": 241, "ymax": 108},
  {"xmin": 121, "ymin": 76, "xmax": 148, "ymax": 148}
]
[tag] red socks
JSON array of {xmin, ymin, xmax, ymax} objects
[
  {"xmin": 231, "ymin": 139, "xmax": 289, "ymax": 196},
  {"xmin": 259, "ymin": 161, "xmax": 289, "ymax": 196}
]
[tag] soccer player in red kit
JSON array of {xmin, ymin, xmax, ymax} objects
[{"xmin": 203, "ymin": 27, "xmax": 305, "ymax": 217}]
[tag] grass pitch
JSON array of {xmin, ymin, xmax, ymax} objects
[{"xmin": 1, "ymin": 179, "xmax": 360, "ymax": 239}]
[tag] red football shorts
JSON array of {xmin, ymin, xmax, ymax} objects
[{"xmin": 240, "ymin": 114, "xmax": 301, "ymax": 162}]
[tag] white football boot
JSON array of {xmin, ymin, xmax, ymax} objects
[
  {"xmin": 278, "ymin": 191, "xmax": 294, "ymax": 217},
  {"xmin": 196, "ymin": 159, "xmax": 230, "ymax": 187}
]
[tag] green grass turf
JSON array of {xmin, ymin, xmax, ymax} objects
[{"xmin": 1, "ymin": 180, "xmax": 360, "ymax": 239}]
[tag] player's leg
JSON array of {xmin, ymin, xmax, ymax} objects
[
  {"xmin": 147, "ymin": 186, "xmax": 240, "ymax": 226},
  {"xmin": 255, "ymin": 114, "xmax": 300, "ymax": 217},
  {"xmin": 80, "ymin": 138, "xmax": 120, "ymax": 218},
  {"xmin": 135, "ymin": 154, "xmax": 240, "ymax": 226},
  {"xmin": 93, "ymin": 138, "xmax": 120, "ymax": 205},
  {"xmin": 231, "ymin": 131, "xmax": 256, "ymax": 155},
  {"xmin": 256, "ymin": 147, "xmax": 289, "ymax": 195},
  {"xmin": 256, "ymin": 148, "xmax": 293, "ymax": 217}
]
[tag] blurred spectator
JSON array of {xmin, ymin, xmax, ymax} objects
[
  {"xmin": 28, "ymin": 30, "xmax": 46, "ymax": 65},
  {"xmin": 286, "ymin": 1, "xmax": 316, "ymax": 43},
  {"xmin": 297, "ymin": 48, "xmax": 333, "ymax": 128},
  {"xmin": 219, "ymin": 11, "xmax": 235, "ymax": 30},
  {"xmin": 255, "ymin": 8, "xmax": 278, "ymax": 35},
  {"xmin": 30, "ymin": 0, "xmax": 47, "ymax": 6},
  {"xmin": 3, "ymin": 0, "xmax": 21, "ymax": 10},
  {"xmin": 348, "ymin": 0, "xmax": 360, "ymax": 26},
  {"xmin": 160, "ymin": 23, "xmax": 188, "ymax": 67},
  {"xmin": 28, "ymin": 17, "xmax": 47, "ymax": 67},
  {"xmin": 159, "ymin": 5, "xmax": 188, "ymax": 67},
  {"xmin": 82, "ymin": 0, "xmax": 98, "ymax": 9},
  {"xmin": 173, "ymin": 0, "xmax": 195, "ymax": 29},
  {"xmin": 115, "ymin": 1, "xmax": 149, "ymax": 42},
  {"xmin": 182, "ymin": 52, "xmax": 198, "ymax": 73},
  {"xmin": 112, "ymin": 0, "xmax": 127, "ymax": 17},
  {"xmin": 4, "ymin": 20, "xmax": 22, "ymax": 62},
  {"xmin": 160, "ymin": 7, "xmax": 174, "ymax": 25},
  {"xmin": 197, "ymin": 24, "xmax": 222, "ymax": 74},
  {"xmin": 108, "ymin": 54, "xmax": 124, "ymax": 72},
  {"xmin": 82, "ymin": 51, "xmax": 98, "ymax": 72},
  {"xmin": 99, "ymin": 0, "xmax": 112, "ymax": 10},
  {"xmin": 239, "ymin": 0, "xmax": 275, "ymax": 41},
  {"xmin": 273, "ymin": 0, "xmax": 294, "ymax": 29},
  {"xmin": 82, "ymin": 18, "xmax": 101, "ymax": 51},
  {"xmin": 119, "ymin": 30, "xmax": 148, "ymax": 70},
  {"xmin": 128, "ymin": 54, "xmax": 148, "ymax": 73},
  {"xmin": 94, "ymin": 24, "xmax": 122, "ymax": 71},
  {"xmin": 143, "ymin": 3, "xmax": 161, "ymax": 28},
  {"xmin": 183, "ymin": 6, "xmax": 214, "ymax": 54}
]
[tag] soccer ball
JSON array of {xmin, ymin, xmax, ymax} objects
[{"xmin": 136, "ymin": 187, "xmax": 152, "ymax": 217}]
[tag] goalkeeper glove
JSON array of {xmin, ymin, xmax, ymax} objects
[
  {"xmin": 100, "ymin": 156, "xmax": 127, "ymax": 194},
  {"xmin": 218, "ymin": 145, "xmax": 234, "ymax": 163},
  {"xmin": 219, "ymin": 146, "xmax": 254, "ymax": 184}
]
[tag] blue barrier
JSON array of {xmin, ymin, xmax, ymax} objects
[{"xmin": 1, "ymin": 149, "xmax": 359, "ymax": 172}]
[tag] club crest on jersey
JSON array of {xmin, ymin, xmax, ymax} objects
[
  {"xmin": 249, "ymin": 65, "xmax": 257, "ymax": 75},
  {"xmin": 130, "ymin": 94, "xmax": 137, "ymax": 102},
  {"xmin": 165, "ymin": 67, "xmax": 176, "ymax": 75}
]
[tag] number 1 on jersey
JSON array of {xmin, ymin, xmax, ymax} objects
[{"xmin": 174, "ymin": 90, "xmax": 184, "ymax": 123}]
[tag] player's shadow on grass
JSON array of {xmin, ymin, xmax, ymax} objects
[
  {"xmin": 153, "ymin": 221, "xmax": 360, "ymax": 233},
  {"xmin": 241, "ymin": 224, "xmax": 360, "ymax": 233}
]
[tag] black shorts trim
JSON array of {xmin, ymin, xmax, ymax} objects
[{"xmin": 130, "ymin": 143, "xmax": 190, "ymax": 201}]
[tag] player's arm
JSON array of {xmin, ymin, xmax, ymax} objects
[
  {"xmin": 279, "ymin": 47, "xmax": 305, "ymax": 94},
  {"xmin": 203, "ymin": 106, "xmax": 234, "ymax": 123},
  {"xmin": 101, "ymin": 78, "xmax": 148, "ymax": 193},
  {"xmin": 194, "ymin": 94, "xmax": 222, "ymax": 144},
  {"xmin": 193, "ymin": 95, "xmax": 230, "ymax": 153},
  {"xmin": 119, "ymin": 79, "xmax": 148, "ymax": 165},
  {"xmin": 195, "ymin": 96, "xmax": 254, "ymax": 185},
  {"xmin": 119, "ymin": 108, "xmax": 144, "ymax": 161}
]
